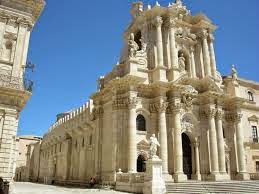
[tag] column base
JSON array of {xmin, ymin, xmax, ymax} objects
[
  {"xmin": 173, "ymin": 173, "xmax": 187, "ymax": 182},
  {"xmin": 191, "ymin": 173, "xmax": 201, "ymax": 181},
  {"xmin": 208, "ymin": 173, "xmax": 221, "ymax": 181},
  {"xmin": 152, "ymin": 66, "xmax": 168, "ymax": 82},
  {"xmin": 235, "ymin": 172, "xmax": 250, "ymax": 180},
  {"xmin": 162, "ymin": 172, "xmax": 173, "ymax": 182},
  {"xmin": 219, "ymin": 172, "xmax": 230, "ymax": 180}
]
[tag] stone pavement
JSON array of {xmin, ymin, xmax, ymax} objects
[{"xmin": 13, "ymin": 182, "xmax": 129, "ymax": 194}]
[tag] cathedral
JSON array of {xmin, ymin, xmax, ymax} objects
[{"xmin": 24, "ymin": 0, "xmax": 259, "ymax": 192}]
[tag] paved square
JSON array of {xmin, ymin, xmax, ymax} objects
[{"xmin": 13, "ymin": 182, "xmax": 128, "ymax": 194}]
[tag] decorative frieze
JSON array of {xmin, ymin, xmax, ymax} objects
[
  {"xmin": 112, "ymin": 97, "xmax": 137, "ymax": 110},
  {"xmin": 90, "ymin": 106, "xmax": 103, "ymax": 121}
]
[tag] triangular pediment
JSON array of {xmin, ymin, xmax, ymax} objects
[{"xmin": 248, "ymin": 115, "xmax": 259, "ymax": 122}]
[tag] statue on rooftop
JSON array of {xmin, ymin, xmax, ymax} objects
[{"xmin": 231, "ymin": 64, "xmax": 237, "ymax": 80}]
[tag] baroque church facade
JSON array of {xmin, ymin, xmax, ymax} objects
[{"xmin": 28, "ymin": 0, "xmax": 259, "ymax": 187}]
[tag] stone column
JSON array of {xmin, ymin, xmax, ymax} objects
[
  {"xmin": 156, "ymin": 100, "xmax": 172, "ymax": 181},
  {"xmin": 216, "ymin": 109, "xmax": 227, "ymax": 175},
  {"xmin": 168, "ymin": 18, "xmax": 179, "ymax": 80},
  {"xmin": 190, "ymin": 46, "xmax": 197, "ymax": 78},
  {"xmin": 128, "ymin": 97, "xmax": 137, "ymax": 173},
  {"xmin": 154, "ymin": 16, "xmax": 164, "ymax": 67},
  {"xmin": 194, "ymin": 142, "xmax": 201, "ymax": 180},
  {"xmin": 206, "ymin": 107, "xmax": 219, "ymax": 179},
  {"xmin": 208, "ymin": 34, "xmax": 217, "ymax": 78},
  {"xmin": 234, "ymin": 113, "xmax": 250, "ymax": 180},
  {"xmin": 200, "ymin": 29, "xmax": 211, "ymax": 77},
  {"xmin": 172, "ymin": 102, "xmax": 187, "ymax": 182}
]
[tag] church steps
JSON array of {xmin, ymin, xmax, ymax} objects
[{"xmin": 166, "ymin": 180, "xmax": 259, "ymax": 193}]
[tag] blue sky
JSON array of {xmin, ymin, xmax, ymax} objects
[{"xmin": 18, "ymin": 0, "xmax": 259, "ymax": 136}]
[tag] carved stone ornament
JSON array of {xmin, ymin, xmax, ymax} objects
[
  {"xmin": 182, "ymin": 94, "xmax": 193, "ymax": 111},
  {"xmin": 90, "ymin": 106, "xmax": 104, "ymax": 121},
  {"xmin": 175, "ymin": 27, "xmax": 196, "ymax": 41},
  {"xmin": 183, "ymin": 85, "xmax": 198, "ymax": 95},
  {"xmin": 181, "ymin": 117, "xmax": 194, "ymax": 132}
]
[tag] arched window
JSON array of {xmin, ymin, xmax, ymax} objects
[
  {"xmin": 248, "ymin": 91, "xmax": 254, "ymax": 101},
  {"xmin": 136, "ymin": 114, "xmax": 146, "ymax": 131}
]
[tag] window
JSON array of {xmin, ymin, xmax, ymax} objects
[
  {"xmin": 136, "ymin": 114, "xmax": 146, "ymax": 131},
  {"xmin": 89, "ymin": 135, "xmax": 92, "ymax": 145},
  {"xmin": 252, "ymin": 126, "xmax": 258, "ymax": 143},
  {"xmin": 256, "ymin": 161, "xmax": 259, "ymax": 172},
  {"xmin": 248, "ymin": 91, "xmax": 254, "ymax": 101},
  {"xmin": 82, "ymin": 138, "xmax": 85, "ymax": 147}
]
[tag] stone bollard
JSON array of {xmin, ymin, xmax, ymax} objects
[{"xmin": 143, "ymin": 157, "xmax": 166, "ymax": 194}]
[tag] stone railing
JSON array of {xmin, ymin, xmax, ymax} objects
[
  {"xmin": 250, "ymin": 173, "xmax": 259, "ymax": 180},
  {"xmin": 116, "ymin": 172, "xmax": 145, "ymax": 183},
  {"xmin": 0, "ymin": 73, "xmax": 33, "ymax": 92}
]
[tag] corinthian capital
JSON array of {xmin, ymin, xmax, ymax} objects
[
  {"xmin": 169, "ymin": 17, "xmax": 177, "ymax": 28},
  {"xmin": 216, "ymin": 109, "xmax": 224, "ymax": 120},
  {"xmin": 128, "ymin": 97, "xmax": 137, "ymax": 109},
  {"xmin": 234, "ymin": 113, "xmax": 243, "ymax": 123},
  {"xmin": 153, "ymin": 16, "xmax": 163, "ymax": 28},
  {"xmin": 149, "ymin": 101, "xmax": 168, "ymax": 113},
  {"xmin": 204, "ymin": 108, "xmax": 216, "ymax": 119},
  {"xmin": 198, "ymin": 29, "xmax": 208, "ymax": 40}
]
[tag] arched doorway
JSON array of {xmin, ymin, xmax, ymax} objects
[
  {"xmin": 137, "ymin": 155, "xmax": 146, "ymax": 172},
  {"xmin": 182, "ymin": 133, "xmax": 192, "ymax": 179}
]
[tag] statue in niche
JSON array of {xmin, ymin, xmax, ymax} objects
[
  {"xmin": 231, "ymin": 64, "xmax": 237, "ymax": 80},
  {"xmin": 149, "ymin": 134, "xmax": 160, "ymax": 159},
  {"xmin": 178, "ymin": 52, "xmax": 186, "ymax": 71},
  {"xmin": 128, "ymin": 33, "xmax": 139, "ymax": 58}
]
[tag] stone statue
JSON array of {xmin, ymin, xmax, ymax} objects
[
  {"xmin": 231, "ymin": 64, "xmax": 237, "ymax": 80},
  {"xmin": 149, "ymin": 134, "xmax": 160, "ymax": 158},
  {"xmin": 128, "ymin": 33, "xmax": 139, "ymax": 58},
  {"xmin": 178, "ymin": 53, "xmax": 186, "ymax": 71}
]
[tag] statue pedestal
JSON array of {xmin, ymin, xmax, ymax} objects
[{"xmin": 143, "ymin": 157, "xmax": 166, "ymax": 194}]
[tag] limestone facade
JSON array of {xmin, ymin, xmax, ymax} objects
[
  {"xmin": 14, "ymin": 136, "xmax": 42, "ymax": 182},
  {"xmin": 0, "ymin": 0, "xmax": 44, "ymax": 184},
  {"xmin": 29, "ymin": 0, "xmax": 259, "ymax": 188}
]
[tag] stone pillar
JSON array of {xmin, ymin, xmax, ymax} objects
[
  {"xmin": 128, "ymin": 97, "xmax": 137, "ymax": 173},
  {"xmin": 206, "ymin": 107, "xmax": 220, "ymax": 180},
  {"xmin": 215, "ymin": 109, "xmax": 227, "ymax": 176},
  {"xmin": 194, "ymin": 142, "xmax": 201, "ymax": 180},
  {"xmin": 234, "ymin": 113, "xmax": 250, "ymax": 180},
  {"xmin": 200, "ymin": 29, "xmax": 211, "ymax": 77},
  {"xmin": 172, "ymin": 102, "xmax": 187, "ymax": 182},
  {"xmin": 168, "ymin": 18, "xmax": 179, "ymax": 81},
  {"xmin": 156, "ymin": 100, "xmax": 172, "ymax": 181},
  {"xmin": 208, "ymin": 34, "xmax": 217, "ymax": 78},
  {"xmin": 154, "ymin": 16, "xmax": 164, "ymax": 67},
  {"xmin": 190, "ymin": 46, "xmax": 197, "ymax": 78},
  {"xmin": 12, "ymin": 21, "xmax": 29, "ymax": 78}
]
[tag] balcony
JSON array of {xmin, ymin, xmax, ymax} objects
[{"xmin": 0, "ymin": 73, "xmax": 33, "ymax": 92}]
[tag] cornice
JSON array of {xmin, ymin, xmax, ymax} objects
[{"xmin": 0, "ymin": 0, "xmax": 45, "ymax": 24}]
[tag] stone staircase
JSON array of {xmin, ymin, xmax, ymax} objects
[{"xmin": 166, "ymin": 180, "xmax": 259, "ymax": 193}]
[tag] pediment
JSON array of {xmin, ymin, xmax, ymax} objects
[
  {"xmin": 137, "ymin": 139, "xmax": 149, "ymax": 147},
  {"xmin": 248, "ymin": 115, "xmax": 259, "ymax": 122}
]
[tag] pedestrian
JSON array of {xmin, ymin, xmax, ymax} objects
[
  {"xmin": 0, "ymin": 177, "xmax": 5, "ymax": 194},
  {"xmin": 90, "ymin": 177, "xmax": 96, "ymax": 187}
]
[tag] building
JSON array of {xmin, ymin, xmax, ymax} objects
[
  {"xmin": 29, "ymin": 0, "xmax": 259, "ymax": 190},
  {"xmin": 14, "ymin": 135, "xmax": 42, "ymax": 182},
  {"xmin": 0, "ymin": 0, "xmax": 44, "ymax": 186}
]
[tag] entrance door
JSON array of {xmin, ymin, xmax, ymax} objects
[
  {"xmin": 182, "ymin": 133, "xmax": 192, "ymax": 179},
  {"xmin": 137, "ymin": 155, "xmax": 146, "ymax": 172}
]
